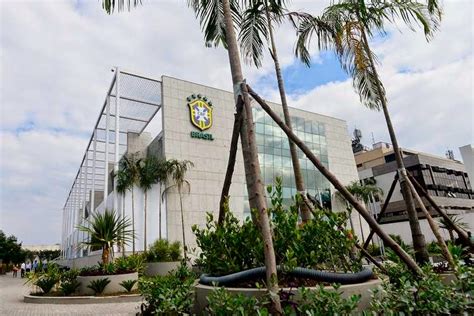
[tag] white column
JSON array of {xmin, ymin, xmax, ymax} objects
[
  {"xmin": 91, "ymin": 130, "xmax": 97, "ymax": 214},
  {"xmin": 114, "ymin": 67, "xmax": 120, "ymax": 214},
  {"xmin": 104, "ymin": 96, "xmax": 110, "ymax": 207}
]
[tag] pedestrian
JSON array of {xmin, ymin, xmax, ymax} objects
[
  {"xmin": 33, "ymin": 259, "xmax": 38, "ymax": 273},
  {"xmin": 12, "ymin": 265, "xmax": 18, "ymax": 278},
  {"xmin": 20, "ymin": 262, "xmax": 25, "ymax": 278},
  {"xmin": 42, "ymin": 259, "xmax": 48, "ymax": 272},
  {"xmin": 25, "ymin": 261, "xmax": 31, "ymax": 274}
]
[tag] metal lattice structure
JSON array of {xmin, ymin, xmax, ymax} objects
[{"xmin": 61, "ymin": 69, "xmax": 161, "ymax": 259}]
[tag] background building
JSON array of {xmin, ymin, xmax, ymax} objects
[
  {"xmin": 60, "ymin": 70, "xmax": 365, "ymax": 266},
  {"xmin": 459, "ymin": 144, "xmax": 474, "ymax": 183},
  {"xmin": 356, "ymin": 142, "xmax": 474, "ymax": 244}
]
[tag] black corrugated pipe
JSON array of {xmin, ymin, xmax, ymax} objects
[{"xmin": 199, "ymin": 267, "xmax": 373, "ymax": 286}]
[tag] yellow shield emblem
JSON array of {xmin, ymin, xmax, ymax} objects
[{"xmin": 188, "ymin": 95, "xmax": 213, "ymax": 131}]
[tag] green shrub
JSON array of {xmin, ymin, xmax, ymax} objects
[
  {"xmin": 59, "ymin": 269, "xmax": 80, "ymax": 295},
  {"xmin": 370, "ymin": 265, "xmax": 472, "ymax": 314},
  {"xmin": 87, "ymin": 278, "xmax": 110, "ymax": 295},
  {"xmin": 287, "ymin": 285, "xmax": 360, "ymax": 315},
  {"xmin": 206, "ymin": 287, "xmax": 270, "ymax": 315},
  {"xmin": 139, "ymin": 263, "xmax": 195, "ymax": 315},
  {"xmin": 193, "ymin": 178, "xmax": 361, "ymax": 275},
  {"xmin": 119, "ymin": 279, "xmax": 137, "ymax": 292},
  {"xmin": 35, "ymin": 277, "xmax": 58, "ymax": 294},
  {"xmin": 59, "ymin": 279, "xmax": 80, "ymax": 295},
  {"xmin": 146, "ymin": 239, "xmax": 182, "ymax": 262},
  {"xmin": 115, "ymin": 253, "xmax": 145, "ymax": 274}
]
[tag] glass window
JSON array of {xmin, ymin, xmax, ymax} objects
[
  {"xmin": 283, "ymin": 187, "xmax": 292, "ymax": 199},
  {"xmin": 264, "ymin": 153, "xmax": 273, "ymax": 165},
  {"xmin": 295, "ymin": 117, "xmax": 305, "ymax": 131},
  {"xmin": 274, "ymin": 136, "xmax": 282, "ymax": 148},
  {"xmin": 304, "ymin": 120, "xmax": 312, "ymax": 133},
  {"xmin": 257, "ymin": 145, "xmax": 264, "ymax": 154},
  {"xmin": 283, "ymin": 156, "xmax": 292, "ymax": 168},
  {"xmin": 264, "ymin": 136, "xmax": 273, "ymax": 147},
  {"xmin": 311, "ymin": 122, "xmax": 319, "ymax": 135},
  {"xmin": 256, "ymin": 123, "xmax": 264, "ymax": 134},
  {"xmin": 304, "ymin": 133, "xmax": 313, "ymax": 143},
  {"xmin": 320, "ymin": 146, "xmax": 328, "ymax": 156},
  {"xmin": 265, "ymin": 166, "xmax": 274, "ymax": 184},
  {"xmin": 273, "ymin": 147, "xmax": 282, "ymax": 156},
  {"xmin": 256, "ymin": 133, "xmax": 265, "ymax": 146},
  {"xmin": 265, "ymin": 124, "xmax": 273, "ymax": 135},
  {"xmin": 264, "ymin": 146, "xmax": 273, "ymax": 155},
  {"xmin": 274, "ymin": 155, "xmax": 282, "ymax": 169},
  {"xmin": 320, "ymin": 136, "xmax": 327, "ymax": 145},
  {"xmin": 312, "ymin": 134, "xmax": 320, "ymax": 144},
  {"xmin": 264, "ymin": 113, "xmax": 273, "ymax": 125},
  {"xmin": 282, "ymin": 139, "xmax": 290, "ymax": 150},
  {"xmin": 282, "ymin": 149, "xmax": 291, "ymax": 157},
  {"xmin": 319, "ymin": 123, "xmax": 326, "ymax": 136}
]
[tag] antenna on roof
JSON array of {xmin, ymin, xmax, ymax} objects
[
  {"xmin": 371, "ymin": 132, "xmax": 375, "ymax": 146},
  {"xmin": 445, "ymin": 149, "xmax": 455, "ymax": 160}
]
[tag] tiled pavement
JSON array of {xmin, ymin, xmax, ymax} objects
[{"xmin": 0, "ymin": 273, "xmax": 141, "ymax": 315}]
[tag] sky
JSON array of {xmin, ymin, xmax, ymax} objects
[{"xmin": 0, "ymin": 0, "xmax": 472, "ymax": 245}]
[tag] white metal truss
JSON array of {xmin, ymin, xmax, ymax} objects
[{"xmin": 61, "ymin": 69, "xmax": 161, "ymax": 259}]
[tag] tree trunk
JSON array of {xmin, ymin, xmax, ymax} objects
[
  {"xmin": 179, "ymin": 190, "xmax": 187, "ymax": 261},
  {"xmin": 359, "ymin": 27, "xmax": 429, "ymax": 264},
  {"xmin": 221, "ymin": 0, "xmax": 282, "ymax": 313},
  {"xmin": 407, "ymin": 173, "xmax": 472, "ymax": 246},
  {"xmin": 102, "ymin": 246, "xmax": 109, "ymax": 266},
  {"xmin": 144, "ymin": 191, "xmax": 147, "ymax": 252},
  {"xmin": 264, "ymin": 4, "xmax": 311, "ymax": 222},
  {"xmin": 122, "ymin": 194, "xmax": 125, "ymax": 256},
  {"xmin": 406, "ymin": 179, "xmax": 456, "ymax": 269},
  {"xmin": 218, "ymin": 98, "xmax": 243, "ymax": 225},
  {"xmin": 131, "ymin": 188, "xmax": 135, "ymax": 254},
  {"xmin": 247, "ymin": 85, "xmax": 423, "ymax": 275},
  {"xmin": 449, "ymin": 230, "xmax": 454, "ymax": 241},
  {"xmin": 159, "ymin": 185, "xmax": 162, "ymax": 239}
]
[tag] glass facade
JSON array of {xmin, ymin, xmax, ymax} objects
[{"xmin": 243, "ymin": 107, "xmax": 331, "ymax": 217}]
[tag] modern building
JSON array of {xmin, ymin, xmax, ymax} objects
[
  {"xmin": 355, "ymin": 142, "xmax": 474, "ymax": 243},
  {"xmin": 459, "ymin": 144, "xmax": 474, "ymax": 183},
  {"xmin": 60, "ymin": 69, "xmax": 365, "ymax": 265}
]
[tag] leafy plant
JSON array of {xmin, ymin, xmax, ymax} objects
[
  {"xmin": 115, "ymin": 253, "xmax": 145, "ymax": 275},
  {"xmin": 206, "ymin": 287, "xmax": 270, "ymax": 316},
  {"xmin": 146, "ymin": 239, "xmax": 182, "ymax": 263},
  {"xmin": 59, "ymin": 279, "xmax": 80, "ymax": 296},
  {"xmin": 285, "ymin": 285, "xmax": 360, "ymax": 315},
  {"xmin": 35, "ymin": 277, "xmax": 59, "ymax": 294},
  {"xmin": 59, "ymin": 269, "xmax": 80, "ymax": 296},
  {"xmin": 78, "ymin": 209, "xmax": 133, "ymax": 266},
  {"xmin": 87, "ymin": 278, "xmax": 111, "ymax": 295},
  {"xmin": 139, "ymin": 263, "xmax": 196, "ymax": 315},
  {"xmin": 119, "ymin": 279, "xmax": 137, "ymax": 292},
  {"xmin": 370, "ymin": 265, "xmax": 471, "ymax": 314},
  {"xmin": 193, "ymin": 178, "xmax": 361, "ymax": 276}
]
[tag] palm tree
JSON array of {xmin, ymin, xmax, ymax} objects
[
  {"xmin": 294, "ymin": 0, "xmax": 441, "ymax": 264},
  {"xmin": 163, "ymin": 159, "xmax": 194, "ymax": 260},
  {"xmin": 78, "ymin": 209, "xmax": 133, "ymax": 266},
  {"xmin": 188, "ymin": 1, "xmax": 283, "ymax": 312},
  {"xmin": 119, "ymin": 153, "xmax": 141, "ymax": 254},
  {"xmin": 239, "ymin": 0, "xmax": 312, "ymax": 222},
  {"xmin": 346, "ymin": 181, "xmax": 383, "ymax": 241},
  {"xmin": 116, "ymin": 168, "xmax": 130, "ymax": 256},
  {"xmin": 439, "ymin": 215, "xmax": 470, "ymax": 241},
  {"xmin": 138, "ymin": 156, "xmax": 160, "ymax": 252},
  {"xmin": 154, "ymin": 159, "xmax": 169, "ymax": 239}
]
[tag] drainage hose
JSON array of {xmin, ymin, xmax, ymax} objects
[{"xmin": 199, "ymin": 266, "xmax": 373, "ymax": 286}]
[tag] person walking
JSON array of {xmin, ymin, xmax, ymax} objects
[
  {"xmin": 12, "ymin": 265, "xmax": 18, "ymax": 278},
  {"xmin": 33, "ymin": 259, "xmax": 38, "ymax": 273},
  {"xmin": 20, "ymin": 262, "xmax": 25, "ymax": 278},
  {"xmin": 25, "ymin": 261, "xmax": 31, "ymax": 274}
]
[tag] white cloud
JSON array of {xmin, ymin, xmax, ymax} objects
[{"xmin": 0, "ymin": 0, "xmax": 472, "ymax": 244}]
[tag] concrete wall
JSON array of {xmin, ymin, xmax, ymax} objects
[
  {"xmin": 460, "ymin": 145, "xmax": 474, "ymax": 183},
  {"xmin": 161, "ymin": 76, "xmax": 364, "ymax": 246}
]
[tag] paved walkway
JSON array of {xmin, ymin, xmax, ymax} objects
[{"xmin": 0, "ymin": 273, "xmax": 141, "ymax": 315}]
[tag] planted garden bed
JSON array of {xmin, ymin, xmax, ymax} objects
[{"xmin": 144, "ymin": 239, "xmax": 182, "ymax": 277}]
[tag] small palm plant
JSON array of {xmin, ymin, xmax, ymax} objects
[
  {"xmin": 78, "ymin": 209, "xmax": 133, "ymax": 266},
  {"xmin": 87, "ymin": 278, "xmax": 111, "ymax": 295},
  {"xmin": 438, "ymin": 215, "xmax": 470, "ymax": 241},
  {"xmin": 119, "ymin": 279, "xmax": 137, "ymax": 293},
  {"xmin": 163, "ymin": 159, "xmax": 194, "ymax": 260}
]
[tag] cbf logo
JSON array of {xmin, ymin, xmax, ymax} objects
[
  {"xmin": 187, "ymin": 94, "xmax": 213, "ymax": 131},
  {"xmin": 187, "ymin": 94, "xmax": 214, "ymax": 141}
]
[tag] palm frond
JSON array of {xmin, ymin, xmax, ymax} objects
[
  {"xmin": 187, "ymin": 0, "xmax": 241, "ymax": 48},
  {"xmin": 239, "ymin": 1, "xmax": 269, "ymax": 67},
  {"xmin": 102, "ymin": 0, "xmax": 142, "ymax": 14},
  {"xmin": 291, "ymin": 11, "xmax": 335, "ymax": 66}
]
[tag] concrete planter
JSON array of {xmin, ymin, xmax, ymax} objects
[
  {"xmin": 24, "ymin": 293, "xmax": 141, "ymax": 304},
  {"xmin": 144, "ymin": 262, "xmax": 180, "ymax": 276},
  {"xmin": 77, "ymin": 272, "xmax": 138, "ymax": 295},
  {"xmin": 194, "ymin": 278, "xmax": 382, "ymax": 314}
]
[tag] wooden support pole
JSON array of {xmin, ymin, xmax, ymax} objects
[
  {"xmin": 363, "ymin": 174, "xmax": 398, "ymax": 249},
  {"xmin": 247, "ymin": 85, "xmax": 422, "ymax": 275},
  {"xmin": 405, "ymin": 178, "xmax": 457, "ymax": 269},
  {"xmin": 408, "ymin": 174, "xmax": 472, "ymax": 247},
  {"xmin": 218, "ymin": 97, "xmax": 244, "ymax": 225}
]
